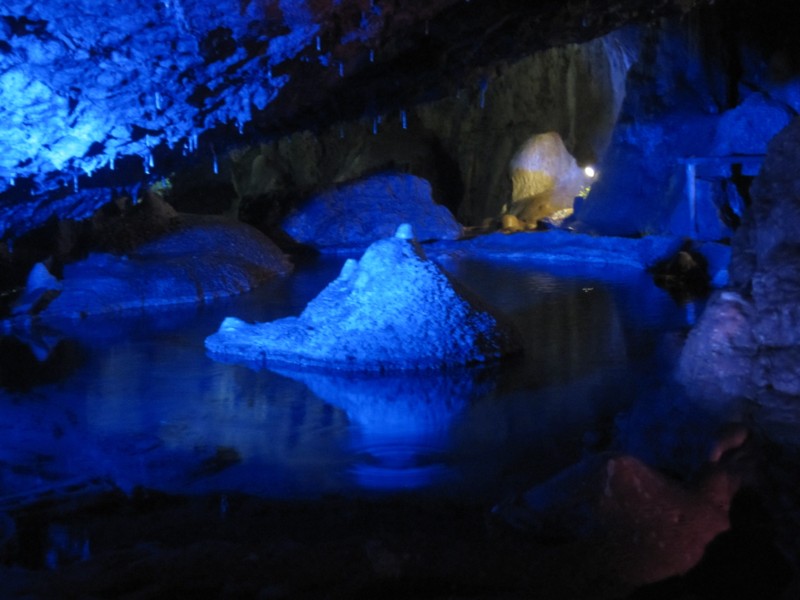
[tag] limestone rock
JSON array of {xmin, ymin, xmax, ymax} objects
[
  {"xmin": 678, "ymin": 117, "xmax": 800, "ymax": 409},
  {"xmin": 206, "ymin": 225, "xmax": 518, "ymax": 371},
  {"xmin": 14, "ymin": 217, "xmax": 291, "ymax": 320},
  {"xmin": 507, "ymin": 132, "xmax": 590, "ymax": 225},
  {"xmin": 493, "ymin": 453, "xmax": 736, "ymax": 586},
  {"xmin": 500, "ymin": 213, "xmax": 523, "ymax": 231},
  {"xmin": 281, "ymin": 173, "xmax": 462, "ymax": 249},
  {"xmin": 11, "ymin": 262, "xmax": 62, "ymax": 316},
  {"xmin": 710, "ymin": 92, "xmax": 792, "ymax": 157}
]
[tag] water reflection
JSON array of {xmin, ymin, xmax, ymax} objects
[
  {"xmin": 0, "ymin": 255, "xmax": 694, "ymax": 501},
  {"xmin": 272, "ymin": 366, "xmax": 495, "ymax": 491},
  {"xmin": 0, "ymin": 335, "xmax": 84, "ymax": 392}
]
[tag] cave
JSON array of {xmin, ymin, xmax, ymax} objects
[{"xmin": 2, "ymin": 0, "xmax": 800, "ymax": 597}]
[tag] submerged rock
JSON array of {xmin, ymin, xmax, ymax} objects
[
  {"xmin": 493, "ymin": 452, "xmax": 738, "ymax": 586},
  {"xmin": 11, "ymin": 216, "xmax": 291, "ymax": 320},
  {"xmin": 206, "ymin": 225, "xmax": 518, "ymax": 371},
  {"xmin": 281, "ymin": 173, "xmax": 462, "ymax": 250}
]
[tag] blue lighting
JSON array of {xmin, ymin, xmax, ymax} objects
[
  {"xmin": 272, "ymin": 366, "xmax": 489, "ymax": 491},
  {"xmin": 205, "ymin": 228, "xmax": 517, "ymax": 371},
  {"xmin": 0, "ymin": 250, "xmax": 701, "ymax": 502},
  {"xmin": 0, "ymin": 0, "xmax": 330, "ymax": 201}
]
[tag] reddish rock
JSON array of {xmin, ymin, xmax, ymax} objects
[{"xmin": 498, "ymin": 453, "xmax": 738, "ymax": 587}]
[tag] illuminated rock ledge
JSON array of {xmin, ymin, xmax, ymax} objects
[
  {"xmin": 205, "ymin": 224, "xmax": 519, "ymax": 371},
  {"xmin": 9, "ymin": 216, "xmax": 291, "ymax": 321}
]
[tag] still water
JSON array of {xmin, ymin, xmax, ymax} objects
[{"xmin": 0, "ymin": 254, "xmax": 697, "ymax": 504}]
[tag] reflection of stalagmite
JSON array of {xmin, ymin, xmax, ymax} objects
[
  {"xmin": 274, "ymin": 367, "xmax": 491, "ymax": 437},
  {"xmin": 493, "ymin": 438, "xmax": 752, "ymax": 591},
  {"xmin": 273, "ymin": 365, "xmax": 494, "ymax": 490}
]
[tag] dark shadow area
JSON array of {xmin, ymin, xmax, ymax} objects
[{"xmin": 0, "ymin": 336, "xmax": 84, "ymax": 393}]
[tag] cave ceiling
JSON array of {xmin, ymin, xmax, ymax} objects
[{"xmin": 0, "ymin": 0, "xmax": 708, "ymax": 207}]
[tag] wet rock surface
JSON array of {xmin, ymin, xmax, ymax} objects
[
  {"xmin": 680, "ymin": 117, "xmax": 800, "ymax": 406},
  {"xmin": 282, "ymin": 173, "xmax": 462, "ymax": 249},
  {"xmin": 8, "ymin": 212, "xmax": 291, "ymax": 321},
  {"xmin": 494, "ymin": 451, "xmax": 741, "ymax": 584},
  {"xmin": 507, "ymin": 131, "xmax": 591, "ymax": 226},
  {"xmin": 206, "ymin": 226, "xmax": 518, "ymax": 371},
  {"xmin": 677, "ymin": 117, "xmax": 800, "ymax": 594}
]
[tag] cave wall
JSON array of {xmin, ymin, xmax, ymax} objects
[
  {"xmin": 677, "ymin": 116, "xmax": 800, "ymax": 436},
  {"xmin": 573, "ymin": 2, "xmax": 800, "ymax": 238},
  {"xmin": 3, "ymin": 0, "xmax": 706, "ymax": 248},
  {"xmin": 5, "ymin": 0, "xmax": 800, "ymax": 250},
  {"xmin": 229, "ymin": 31, "xmax": 633, "ymax": 229}
]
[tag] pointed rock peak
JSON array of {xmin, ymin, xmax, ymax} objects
[{"xmin": 395, "ymin": 223, "xmax": 415, "ymax": 240}]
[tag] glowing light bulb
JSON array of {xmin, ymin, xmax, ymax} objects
[{"xmin": 583, "ymin": 166, "xmax": 596, "ymax": 178}]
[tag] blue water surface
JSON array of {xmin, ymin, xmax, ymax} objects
[{"xmin": 0, "ymin": 254, "xmax": 698, "ymax": 504}]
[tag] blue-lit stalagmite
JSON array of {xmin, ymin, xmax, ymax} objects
[{"xmin": 206, "ymin": 224, "xmax": 519, "ymax": 370}]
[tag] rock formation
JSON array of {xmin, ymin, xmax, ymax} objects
[
  {"xmin": 206, "ymin": 224, "xmax": 518, "ymax": 371},
  {"xmin": 679, "ymin": 117, "xmax": 800, "ymax": 418},
  {"xmin": 281, "ymin": 172, "xmax": 462, "ymax": 249},
  {"xmin": 10, "ymin": 215, "xmax": 291, "ymax": 320},
  {"xmin": 506, "ymin": 131, "xmax": 592, "ymax": 226}
]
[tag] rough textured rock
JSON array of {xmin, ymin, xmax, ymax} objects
[
  {"xmin": 226, "ymin": 32, "xmax": 631, "ymax": 231},
  {"xmin": 506, "ymin": 131, "xmax": 591, "ymax": 225},
  {"xmin": 281, "ymin": 173, "xmax": 462, "ymax": 249},
  {"xmin": 494, "ymin": 452, "xmax": 738, "ymax": 586},
  {"xmin": 206, "ymin": 225, "xmax": 518, "ymax": 371},
  {"xmin": 679, "ymin": 117, "xmax": 800, "ymax": 408},
  {"xmin": 710, "ymin": 93, "xmax": 792, "ymax": 157},
  {"xmin": 678, "ymin": 291, "xmax": 758, "ymax": 402},
  {"xmin": 10, "ymin": 216, "xmax": 291, "ymax": 320},
  {"xmin": 573, "ymin": 11, "xmax": 797, "ymax": 239},
  {"xmin": 0, "ymin": 0, "xmax": 706, "ymax": 243}
]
